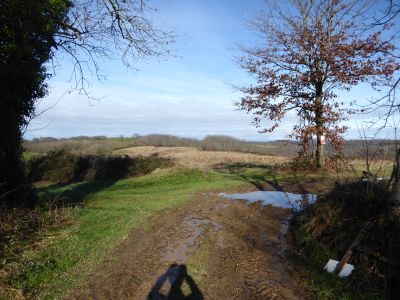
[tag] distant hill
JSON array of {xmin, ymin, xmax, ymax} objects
[{"xmin": 24, "ymin": 134, "xmax": 397, "ymax": 159}]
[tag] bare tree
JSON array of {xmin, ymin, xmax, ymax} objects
[
  {"xmin": 364, "ymin": 0, "xmax": 400, "ymax": 217},
  {"xmin": 0, "ymin": 0, "xmax": 174, "ymax": 206},
  {"xmin": 53, "ymin": 0, "xmax": 174, "ymax": 96},
  {"xmin": 368, "ymin": 0, "xmax": 400, "ymax": 124}
]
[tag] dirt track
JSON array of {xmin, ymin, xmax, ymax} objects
[{"xmin": 69, "ymin": 183, "xmax": 314, "ymax": 300}]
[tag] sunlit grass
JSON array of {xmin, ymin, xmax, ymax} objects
[{"xmin": 10, "ymin": 168, "xmax": 241, "ymax": 299}]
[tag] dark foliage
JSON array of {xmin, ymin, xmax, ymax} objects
[
  {"xmin": 293, "ymin": 181, "xmax": 400, "ymax": 298},
  {"xmin": 0, "ymin": 0, "xmax": 173, "ymax": 207},
  {"xmin": 0, "ymin": 0, "xmax": 70, "ymax": 206},
  {"xmin": 27, "ymin": 150, "xmax": 173, "ymax": 183}
]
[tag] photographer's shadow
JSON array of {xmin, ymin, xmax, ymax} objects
[{"xmin": 147, "ymin": 264, "xmax": 204, "ymax": 300}]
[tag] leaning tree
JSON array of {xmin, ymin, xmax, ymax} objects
[
  {"xmin": 0, "ymin": 0, "xmax": 173, "ymax": 206},
  {"xmin": 238, "ymin": 0, "xmax": 400, "ymax": 167}
]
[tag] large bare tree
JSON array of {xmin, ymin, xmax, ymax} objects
[
  {"xmin": 237, "ymin": 0, "xmax": 399, "ymax": 167},
  {"xmin": 0, "ymin": 0, "xmax": 173, "ymax": 206}
]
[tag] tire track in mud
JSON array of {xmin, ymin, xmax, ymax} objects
[{"xmin": 70, "ymin": 189, "xmax": 308, "ymax": 300}]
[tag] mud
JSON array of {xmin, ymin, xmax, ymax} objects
[{"xmin": 70, "ymin": 186, "xmax": 314, "ymax": 300}]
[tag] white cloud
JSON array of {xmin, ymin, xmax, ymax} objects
[{"xmin": 25, "ymin": 0, "xmax": 396, "ymax": 142}]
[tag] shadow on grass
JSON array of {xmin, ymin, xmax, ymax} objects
[
  {"xmin": 215, "ymin": 162, "xmax": 294, "ymax": 192},
  {"xmin": 36, "ymin": 180, "xmax": 118, "ymax": 208},
  {"xmin": 216, "ymin": 162, "xmax": 334, "ymax": 195}
]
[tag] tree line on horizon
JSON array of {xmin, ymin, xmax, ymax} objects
[{"xmin": 24, "ymin": 134, "xmax": 397, "ymax": 160}]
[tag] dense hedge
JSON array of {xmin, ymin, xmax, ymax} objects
[{"xmin": 27, "ymin": 150, "xmax": 174, "ymax": 182}]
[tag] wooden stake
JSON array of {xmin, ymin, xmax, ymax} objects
[{"xmin": 334, "ymin": 221, "xmax": 373, "ymax": 276}]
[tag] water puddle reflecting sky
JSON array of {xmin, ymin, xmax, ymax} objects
[{"xmin": 219, "ymin": 191, "xmax": 316, "ymax": 210}]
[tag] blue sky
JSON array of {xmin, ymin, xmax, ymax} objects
[{"xmin": 25, "ymin": 0, "xmax": 397, "ymax": 141}]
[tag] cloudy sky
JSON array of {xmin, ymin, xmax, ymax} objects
[{"xmin": 25, "ymin": 0, "xmax": 396, "ymax": 141}]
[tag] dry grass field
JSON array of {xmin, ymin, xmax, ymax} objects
[
  {"xmin": 116, "ymin": 146, "xmax": 393, "ymax": 178},
  {"xmin": 115, "ymin": 146, "xmax": 288, "ymax": 169}
]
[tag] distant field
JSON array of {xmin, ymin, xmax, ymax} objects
[
  {"xmin": 23, "ymin": 134, "xmax": 397, "ymax": 162},
  {"xmin": 23, "ymin": 137, "xmax": 134, "ymax": 154},
  {"xmin": 23, "ymin": 135, "xmax": 290, "ymax": 156},
  {"xmin": 116, "ymin": 146, "xmax": 287, "ymax": 169},
  {"xmin": 23, "ymin": 134, "xmax": 395, "ymax": 176}
]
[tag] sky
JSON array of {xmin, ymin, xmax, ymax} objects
[{"xmin": 25, "ymin": 0, "xmax": 397, "ymax": 141}]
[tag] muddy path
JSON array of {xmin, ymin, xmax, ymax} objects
[{"xmin": 71, "ymin": 187, "xmax": 313, "ymax": 300}]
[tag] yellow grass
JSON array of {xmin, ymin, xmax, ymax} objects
[
  {"xmin": 116, "ymin": 146, "xmax": 393, "ymax": 178},
  {"xmin": 115, "ymin": 146, "xmax": 288, "ymax": 169},
  {"xmin": 341, "ymin": 158, "xmax": 393, "ymax": 178}
]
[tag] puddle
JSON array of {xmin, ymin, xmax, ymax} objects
[
  {"xmin": 219, "ymin": 191, "xmax": 316, "ymax": 210},
  {"xmin": 161, "ymin": 218, "xmax": 206, "ymax": 263},
  {"xmin": 161, "ymin": 217, "xmax": 223, "ymax": 263}
]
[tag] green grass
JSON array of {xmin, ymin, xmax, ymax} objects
[
  {"xmin": 215, "ymin": 162, "xmax": 330, "ymax": 186},
  {"xmin": 9, "ymin": 167, "xmax": 242, "ymax": 299},
  {"xmin": 6, "ymin": 159, "xmax": 383, "ymax": 299},
  {"xmin": 22, "ymin": 151, "xmax": 42, "ymax": 161}
]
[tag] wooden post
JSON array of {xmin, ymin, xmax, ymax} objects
[{"xmin": 334, "ymin": 222, "xmax": 373, "ymax": 276}]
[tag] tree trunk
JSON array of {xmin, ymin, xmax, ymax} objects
[
  {"xmin": 316, "ymin": 128, "xmax": 325, "ymax": 168},
  {"xmin": 315, "ymin": 90, "xmax": 325, "ymax": 168},
  {"xmin": 334, "ymin": 221, "xmax": 373, "ymax": 276},
  {"xmin": 0, "ymin": 105, "xmax": 29, "ymax": 207}
]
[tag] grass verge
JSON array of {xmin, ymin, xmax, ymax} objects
[{"xmin": 2, "ymin": 167, "xmax": 242, "ymax": 299}]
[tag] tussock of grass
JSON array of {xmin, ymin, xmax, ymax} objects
[{"xmin": 1, "ymin": 168, "xmax": 240, "ymax": 299}]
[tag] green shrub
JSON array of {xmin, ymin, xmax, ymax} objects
[
  {"xmin": 27, "ymin": 151, "xmax": 174, "ymax": 183},
  {"xmin": 27, "ymin": 150, "xmax": 76, "ymax": 182}
]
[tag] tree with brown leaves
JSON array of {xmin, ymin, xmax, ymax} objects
[{"xmin": 238, "ymin": 0, "xmax": 400, "ymax": 167}]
